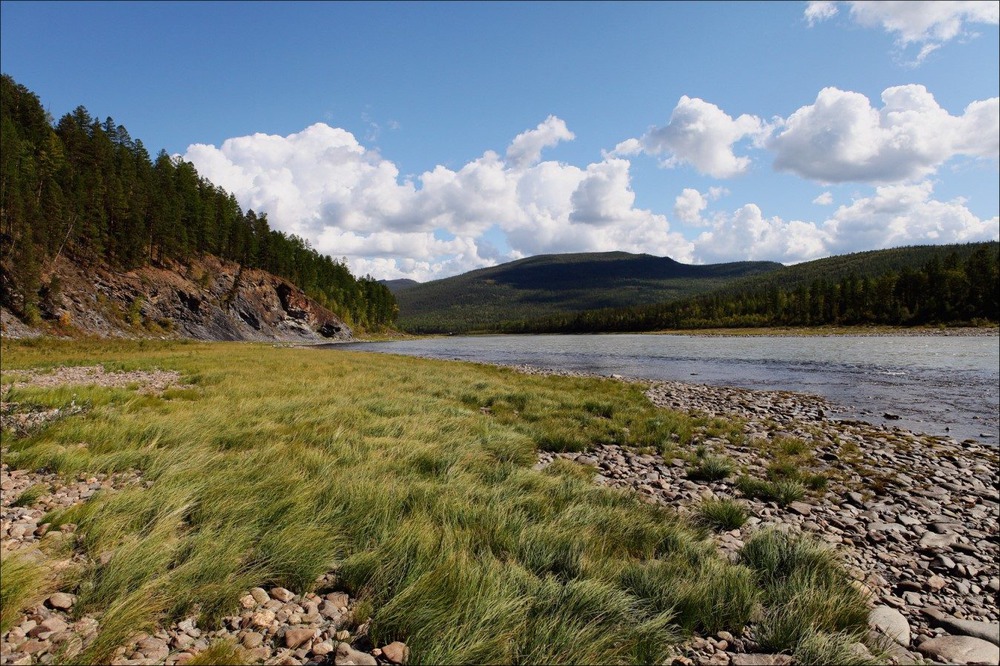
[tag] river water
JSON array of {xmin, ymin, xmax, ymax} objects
[{"xmin": 326, "ymin": 333, "xmax": 999, "ymax": 444}]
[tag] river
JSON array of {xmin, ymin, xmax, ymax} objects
[{"xmin": 324, "ymin": 333, "xmax": 999, "ymax": 445}]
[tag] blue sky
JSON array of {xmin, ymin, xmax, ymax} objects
[{"xmin": 2, "ymin": 1, "xmax": 998, "ymax": 281}]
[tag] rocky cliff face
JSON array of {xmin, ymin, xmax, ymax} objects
[{"xmin": 1, "ymin": 255, "xmax": 352, "ymax": 342}]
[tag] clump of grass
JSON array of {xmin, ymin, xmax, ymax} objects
[
  {"xmin": 736, "ymin": 476, "xmax": 806, "ymax": 507},
  {"xmin": 794, "ymin": 628, "xmax": 877, "ymax": 666},
  {"xmin": 775, "ymin": 435, "xmax": 809, "ymax": 456},
  {"xmin": 694, "ymin": 498, "xmax": 748, "ymax": 531},
  {"xmin": 11, "ymin": 482, "xmax": 49, "ymax": 507},
  {"xmin": 0, "ymin": 553, "xmax": 52, "ymax": 633},
  {"xmin": 739, "ymin": 529, "xmax": 869, "ymax": 653},
  {"xmin": 687, "ymin": 455, "xmax": 735, "ymax": 482},
  {"xmin": 766, "ymin": 460, "xmax": 800, "ymax": 481},
  {"xmin": 187, "ymin": 639, "xmax": 251, "ymax": 665},
  {"xmin": 803, "ymin": 473, "xmax": 829, "ymax": 491}
]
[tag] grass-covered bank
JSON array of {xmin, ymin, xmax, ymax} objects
[{"xmin": 1, "ymin": 339, "xmax": 873, "ymax": 664}]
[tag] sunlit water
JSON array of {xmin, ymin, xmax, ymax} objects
[{"xmin": 324, "ymin": 334, "xmax": 999, "ymax": 444}]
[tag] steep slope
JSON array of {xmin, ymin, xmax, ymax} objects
[
  {"xmin": 1, "ymin": 75, "xmax": 396, "ymax": 337},
  {"xmin": 395, "ymin": 252, "xmax": 782, "ymax": 332},
  {"xmin": 0, "ymin": 254, "xmax": 352, "ymax": 341}
]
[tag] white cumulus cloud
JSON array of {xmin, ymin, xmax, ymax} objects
[
  {"xmin": 769, "ymin": 85, "xmax": 999, "ymax": 184},
  {"xmin": 674, "ymin": 187, "xmax": 728, "ymax": 225},
  {"xmin": 505, "ymin": 115, "xmax": 575, "ymax": 169},
  {"xmin": 184, "ymin": 118, "xmax": 693, "ymax": 281},
  {"xmin": 806, "ymin": 1, "xmax": 1000, "ymax": 63},
  {"xmin": 637, "ymin": 96, "xmax": 767, "ymax": 178},
  {"xmin": 691, "ymin": 180, "xmax": 998, "ymax": 264}
]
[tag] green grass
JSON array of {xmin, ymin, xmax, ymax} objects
[
  {"xmin": 686, "ymin": 455, "xmax": 735, "ymax": 482},
  {"xmin": 739, "ymin": 529, "xmax": 869, "ymax": 657},
  {"xmin": 693, "ymin": 498, "xmax": 748, "ymax": 531},
  {"xmin": 0, "ymin": 338, "xmax": 871, "ymax": 664},
  {"xmin": 11, "ymin": 482, "xmax": 49, "ymax": 507},
  {"xmin": 0, "ymin": 552, "xmax": 53, "ymax": 633},
  {"xmin": 736, "ymin": 476, "xmax": 806, "ymax": 507}
]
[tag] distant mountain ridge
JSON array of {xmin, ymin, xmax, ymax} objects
[
  {"xmin": 380, "ymin": 279, "xmax": 421, "ymax": 294},
  {"xmin": 394, "ymin": 251, "xmax": 783, "ymax": 332}
]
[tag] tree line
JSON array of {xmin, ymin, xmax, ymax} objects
[
  {"xmin": 1, "ymin": 75, "xmax": 396, "ymax": 330},
  {"xmin": 499, "ymin": 244, "xmax": 999, "ymax": 333}
]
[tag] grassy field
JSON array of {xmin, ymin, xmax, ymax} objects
[{"xmin": 1, "ymin": 339, "xmax": 873, "ymax": 665}]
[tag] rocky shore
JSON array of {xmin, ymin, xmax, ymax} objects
[
  {"xmin": 518, "ymin": 365, "xmax": 1000, "ymax": 665},
  {"xmin": 2, "ymin": 362, "xmax": 998, "ymax": 665}
]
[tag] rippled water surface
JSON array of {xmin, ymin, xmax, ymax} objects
[{"xmin": 328, "ymin": 334, "xmax": 999, "ymax": 444}]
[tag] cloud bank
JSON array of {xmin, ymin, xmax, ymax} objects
[
  {"xmin": 185, "ymin": 119, "xmax": 692, "ymax": 281},
  {"xmin": 184, "ymin": 85, "xmax": 997, "ymax": 281}
]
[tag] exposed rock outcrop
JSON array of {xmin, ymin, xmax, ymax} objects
[{"xmin": 1, "ymin": 255, "xmax": 351, "ymax": 342}]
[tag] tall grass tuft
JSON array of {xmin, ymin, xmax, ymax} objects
[
  {"xmin": 0, "ymin": 552, "xmax": 52, "ymax": 634},
  {"xmin": 687, "ymin": 455, "xmax": 735, "ymax": 482},
  {"xmin": 739, "ymin": 529, "xmax": 869, "ymax": 653},
  {"xmin": 694, "ymin": 498, "xmax": 748, "ymax": 531}
]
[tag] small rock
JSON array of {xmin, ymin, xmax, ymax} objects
[
  {"xmin": 381, "ymin": 641, "xmax": 410, "ymax": 665},
  {"xmin": 284, "ymin": 627, "xmax": 315, "ymax": 649},
  {"xmin": 919, "ymin": 531, "xmax": 958, "ymax": 550},
  {"xmin": 46, "ymin": 592, "xmax": 76, "ymax": 610},
  {"xmin": 926, "ymin": 574, "xmax": 948, "ymax": 592},
  {"xmin": 787, "ymin": 501, "xmax": 811, "ymax": 516},
  {"xmin": 917, "ymin": 635, "xmax": 1000, "ymax": 665},
  {"xmin": 334, "ymin": 642, "xmax": 377, "ymax": 666},
  {"xmin": 869, "ymin": 605, "xmax": 911, "ymax": 647},
  {"xmin": 251, "ymin": 609, "xmax": 276, "ymax": 628},
  {"xmin": 250, "ymin": 587, "xmax": 271, "ymax": 604},
  {"xmin": 239, "ymin": 593, "xmax": 257, "ymax": 609},
  {"xmin": 313, "ymin": 641, "xmax": 335, "ymax": 656},
  {"xmin": 241, "ymin": 632, "xmax": 264, "ymax": 649},
  {"xmin": 326, "ymin": 592, "xmax": 350, "ymax": 609},
  {"xmin": 271, "ymin": 587, "xmax": 295, "ymax": 602}
]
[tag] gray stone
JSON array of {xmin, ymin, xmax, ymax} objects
[
  {"xmin": 918, "ymin": 635, "xmax": 1000, "ymax": 665},
  {"xmin": 869, "ymin": 605, "xmax": 911, "ymax": 647},
  {"xmin": 923, "ymin": 608, "xmax": 1000, "ymax": 647},
  {"xmin": 919, "ymin": 531, "xmax": 959, "ymax": 550},
  {"xmin": 335, "ymin": 642, "xmax": 377, "ymax": 666}
]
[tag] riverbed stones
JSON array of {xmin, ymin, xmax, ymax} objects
[{"xmin": 924, "ymin": 608, "xmax": 1000, "ymax": 646}]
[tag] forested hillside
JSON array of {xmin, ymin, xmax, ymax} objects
[
  {"xmin": 501, "ymin": 243, "xmax": 999, "ymax": 333},
  {"xmin": 396, "ymin": 251, "xmax": 782, "ymax": 333},
  {"xmin": 0, "ymin": 75, "xmax": 396, "ymax": 331}
]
